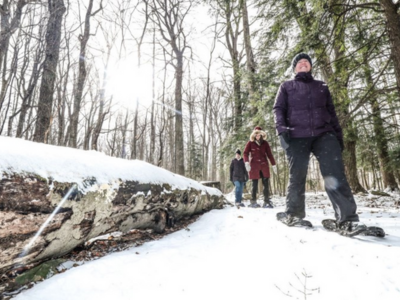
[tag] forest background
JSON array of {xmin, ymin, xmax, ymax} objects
[{"xmin": 1, "ymin": 0, "xmax": 400, "ymax": 195}]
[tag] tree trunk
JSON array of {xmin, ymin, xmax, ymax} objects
[
  {"xmin": 223, "ymin": 1, "xmax": 242, "ymax": 132},
  {"xmin": 0, "ymin": 152, "xmax": 224, "ymax": 290},
  {"xmin": 379, "ymin": 0, "xmax": 400, "ymax": 92},
  {"xmin": 17, "ymin": 43, "xmax": 43, "ymax": 138},
  {"xmin": 149, "ymin": 27, "xmax": 156, "ymax": 164},
  {"xmin": 131, "ymin": 99, "xmax": 139, "ymax": 159},
  {"xmin": 91, "ymin": 47, "xmax": 111, "ymax": 151},
  {"xmin": 364, "ymin": 60, "xmax": 398, "ymax": 191},
  {"xmin": 174, "ymin": 52, "xmax": 185, "ymax": 175},
  {"xmin": 241, "ymin": 0, "xmax": 258, "ymax": 118},
  {"xmin": 33, "ymin": 0, "xmax": 66, "ymax": 143},
  {"xmin": 0, "ymin": 0, "xmax": 26, "ymax": 74},
  {"xmin": 69, "ymin": 0, "xmax": 94, "ymax": 148}
]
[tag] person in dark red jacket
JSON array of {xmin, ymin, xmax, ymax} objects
[
  {"xmin": 243, "ymin": 126, "xmax": 277, "ymax": 208},
  {"xmin": 229, "ymin": 149, "xmax": 248, "ymax": 207},
  {"xmin": 273, "ymin": 53, "xmax": 366, "ymax": 235}
]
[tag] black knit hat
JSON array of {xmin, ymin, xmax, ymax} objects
[
  {"xmin": 292, "ymin": 53, "xmax": 312, "ymax": 70},
  {"xmin": 235, "ymin": 149, "xmax": 241, "ymax": 155}
]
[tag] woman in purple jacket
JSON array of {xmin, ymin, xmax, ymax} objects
[{"xmin": 273, "ymin": 53, "xmax": 365, "ymax": 235}]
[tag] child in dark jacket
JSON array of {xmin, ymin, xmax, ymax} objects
[{"xmin": 229, "ymin": 149, "xmax": 248, "ymax": 207}]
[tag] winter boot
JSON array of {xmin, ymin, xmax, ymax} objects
[
  {"xmin": 235, "ymin": 202, "xmax": 245, "ymax": 207},
  {"xmin": 322, "ymin": 219, "xmax": 385, "ymax": 237},
  {"xmin": 338, "ymin": 221, "xmax": 367, "ymax": 237},
  {"xmin": 322, "ymin": 219, "xmax": 367, "ymax": 237},
  {"xmin": 262, "ymin": 201, "xmax": 273, "ymax": 208},
  {"xmin": 276, "ymin": 212, "xmax": 312, "ymax": 227},
  {"xmin": 248, "ymin": 200, "xmax": 260, "ymax": 208}
]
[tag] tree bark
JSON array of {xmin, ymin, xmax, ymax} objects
[
  {"xmin": 379, "ymin": 0, "xmax": 400, "ymax": 92},
  {"xmin": 328, "ymin": 0, "xmax": 367, "ymax": 193},
  {"xmin": 0, "ymin": 0, "xmax": 27, "ymax": 74},
  {"xmin": 33, "ymin": 0, "xmax": 66, "ymax": 143},
  {"xmin": 150, "ymin": 0, "xmax": 191, "ymax": 175},
  {"xmin": 223, "ymin": 0, "xmax": 242, "ymax": 132},
  {"xmin": 0, "ymin": 166, "xmax": 224, "ymax": 287},
  {"xmin": 174, "ymin": 52, "xmax": 185, "ymax": 175},
  {"xmin": 241, "ymin": 0, "xmax": 258, "ymax": 118},
  {"xmin": 69, "ymin": 0, "xmax": 95, "ymax": 148},
  {"xmin": 361, "ymin": 53, "xmax": 398, "ymax": 190}
]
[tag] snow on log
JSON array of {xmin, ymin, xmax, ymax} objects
[{"xmin": 0, "ymin": 137, "xmax": 224, "ymax": 276}]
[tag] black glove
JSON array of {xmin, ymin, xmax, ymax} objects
[
  {"xmin": 338, "ymin": 138, "xmax": 344, "ymax": 152},
  {"xmin": 280, "ymin": 131, "xmax": 291, "ymax": 144},
  {"xmin": 279, "ymin": 131, "xmax": 291, "ymax": 150}
]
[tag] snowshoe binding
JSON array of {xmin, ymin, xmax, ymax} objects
[{"xmin": 276, "ymin": 212, "xmax": 313, "ymax": 228}]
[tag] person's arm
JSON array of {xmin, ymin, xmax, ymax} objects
[
  {"xmin": 273, "ymin": 83, "xmax": 289, "ymax": 135},
  {"xmin": 243, "ymin": 142, "xmax": 251, "ymax": 163},
  {"xmin": 229, "ymin": 160, "xmax": 234, "ymax": 182},
  {"xmin": 243, "ymin": 142, "xmax": 252, "ymax": 172}
]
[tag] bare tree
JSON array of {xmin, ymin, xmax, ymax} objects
[
  {"xmin": 16, "ymin": 20, "xmax": 45, "ymax": 138},
  {"xmin": 69, "ymin": 0, "xmax": 102, "ymax": 148},
  {"xmin": 33, "ymin": 0, "xmax": 66, "ymax": 143},
  {"xmin": 150, "ymin": 0, "xmax": 194, "ymax": 175},
  {"xmin": 214, "ymin": 0, "xmax": 243, "ymax": 132},
  {"xmin": 241, "ymin": 0, "xmax": 258, "ymax": 119},
  {"xmin": 0, "ymin": 0, "xmax": 27, "ymax": 73}
]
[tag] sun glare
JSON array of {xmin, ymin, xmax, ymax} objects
[{"xmin": 107, "ymin": 60, "xmax": 153, "ymax": 110}]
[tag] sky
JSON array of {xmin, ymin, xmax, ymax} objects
[
  {"xmin": 95, "ymin": 1, "xmax": 237, "ymax": 113},
  {"xmin": 1, "ymin": 137, "xmax": 400, "ymax": 300}
]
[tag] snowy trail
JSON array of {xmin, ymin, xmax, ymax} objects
[{"xmin": 14, "ymin": 194, "xmax": 400, "ymax": 300}]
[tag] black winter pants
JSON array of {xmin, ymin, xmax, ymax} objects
[
  {"xmin": 283, "ymin": 132, "xmax": 359, "ymax": 223},
  {"xmin": 251, "ymin": 172, "xmax": 270, "ymax": 203}
]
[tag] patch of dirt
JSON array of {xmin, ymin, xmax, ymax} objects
[{"xmin": 1, "ymin": 214, "xmax": 201, "ymax": 299}]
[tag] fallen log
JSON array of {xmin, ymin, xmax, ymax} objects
[{"xmin": 0, "ymin": 137, "xmax": 224, "ymax": 294}]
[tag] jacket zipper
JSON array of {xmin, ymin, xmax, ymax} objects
[{"xmin": 308, "ymin": 83, "xmax": 314, "ymax": 136}]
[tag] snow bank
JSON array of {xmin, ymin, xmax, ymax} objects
[{"xmin": 0, "ymin": 136, "xmax": 221, "ymax": 196}]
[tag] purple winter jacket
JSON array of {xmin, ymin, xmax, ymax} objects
[{"xmin": 273, "ymin": 72, "xmax": 343, "ymax": 140}]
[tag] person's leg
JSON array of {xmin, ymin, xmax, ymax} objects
[
  {"xmin": 234, "ymin": 181, "xmax": 241, "ymax": 204},
  {"xmin": 251, "ymin": 179, "xmax": 258, "ymax": 203},
  {"xmin": 285, "ymin": 138, "xmax": 312, "ymax": 219},
  {"xmin": 249, "ymin": 179, "xmax": 260, "ymax": 207},
  {"xmin": 261, "ymin": 176, "xmax": 270, "ymax": 204},
  {"xmin": 238, "ymin": 181, "xmax": 244, "ymax": 202},
  {"xmin": 312, "ymin": 133, "xmax": 359, "ymax": 223}
]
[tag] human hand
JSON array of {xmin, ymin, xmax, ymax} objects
[
  {"xmin": 245, "ymin": 162, "xmax": 251, "ymax": 172},
  {"xmin": 280, "ymin": 131, "xmax": 290, "ymax": 144},
  {"xmin": 279, "ymin": 131, "xmax": 291, "ymax": 150}
]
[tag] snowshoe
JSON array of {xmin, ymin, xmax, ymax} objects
[
  {"xmin": 235, "ymin": 202, "xmax": 245, "ymax": 207},
  {"xmin": 248, "ymin": 203, "xmax": 260, "ymax": 208},
  {"xmin": 276, "ymin": 212, "xmax": 313, "ymax": 228},
  {"xmin": 262, "ymin": 202, "xmax": 274, "ymax": 209},
  {"xmin": 361, "ymin": 226, "xmax": 385, "ymax": 238},
  {"xmin": 321, "ymin": 219, "xmax": 384, "ymax": 238}
]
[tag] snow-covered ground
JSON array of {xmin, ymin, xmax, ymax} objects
[{"xmin": 13, "ymin": 193, "xmax": 400, "ymax": 300}]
